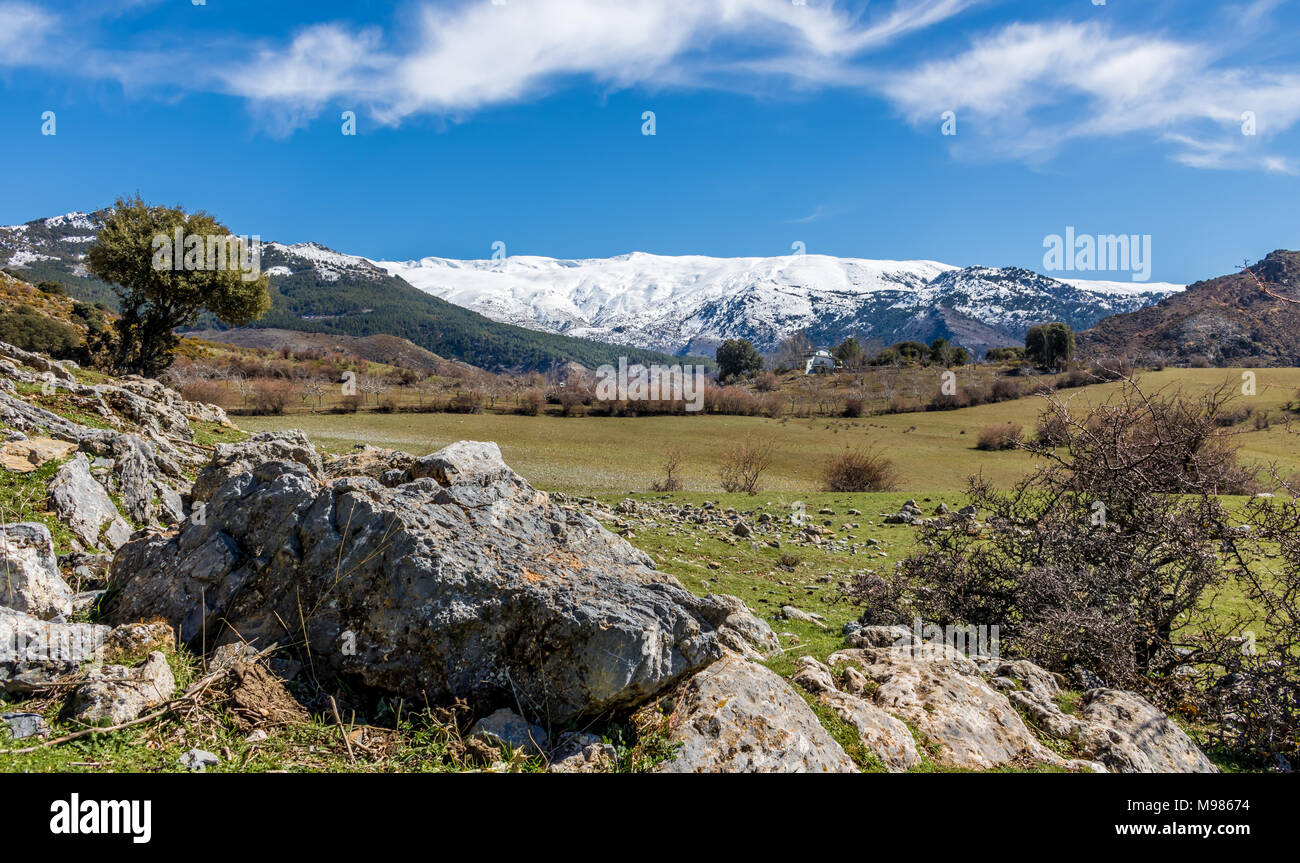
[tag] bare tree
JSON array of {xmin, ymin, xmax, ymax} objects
[
  {"xmin": 718, "ymin": 436, "xmax": 777, "ymax": 494},
  {"xmin": 651, "ymin": 446, "xmax": 684, "ymax": 492}
]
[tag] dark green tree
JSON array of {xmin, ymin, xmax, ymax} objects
[
  {"xmin": 929, "ymin": 337, "xmax": 969, "ymax": 367},
  {"xmin": 892, "ymin": 341, "xmax": 930, "ymax": 364},
  {"xmin": 1025, "ymin": 322, "xmax": 1075, "ymax": 371},
  {"xmin": 715, "ymin": 338, "xmax": 765, "ymax": 382},
  {"xmin": 835, "ymin": 336, "xmax": 864, "ymax": 368},
  {"xmin": 87, "ymin": 196, "xmax": 270, "ymax": 376}
]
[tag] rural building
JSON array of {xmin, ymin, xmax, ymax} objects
[{"xmin": 803, "ymin": 349, "xmax": 839, "ymax": 374}]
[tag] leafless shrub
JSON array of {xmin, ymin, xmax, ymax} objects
[
  {"xmin": 1207, "ymin": 489, "xmax": 1300, "ymax": 766},
  {"xmin": 556, "ymin": 389, "xmax": 586, "ymax": 417},
  {"xmin": 179, "ymin": 378, "xmax": 227, "ymax": 406},
  {"xmin": 448, "ymin": 391, "xmax": 485, "ymax": 414},
  {"xmin": 861, "ymin": 379, "xmax": 1256, "ymax": 704},
  {"xmin": 650, "ymin": 446, "xmax": 684, "ymax": 492},
  {"xmin": 249, "ymin": 379, "xmax": 295, "ymax": 415},
  {"xmin": 928, "ymin": 390, "xmax": 970, "ymax": 411},
  {"xmin": 517, "ymin": 388, "xmax": 545, "ymax": 416},
  {"xmin": 821, "ymin": 448, "xmax": 900, "ymax": 492},
  {"xmin": 990, "ymin": 377, "xmax": 1023, "ymax": 402},
  {"xmin": 718, "ymin": 436, "xmax": 777, "ymax": 495},
  {"xmin": 976, "ymin": 423, "xmax": 1021, "ymax": 450}
]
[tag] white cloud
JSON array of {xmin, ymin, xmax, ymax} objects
[
  {"xmin": 0, "ymin": 2, "xmax": 56, "ymax": 64},
  {"xmin": 881, "ymin": 20, "xmax": 1300, "ymax": 170},
  {"xmin": 222, "ymin": 0, "xmax": 977, "ymax": 126}
]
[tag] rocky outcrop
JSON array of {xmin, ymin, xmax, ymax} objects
[
  {"xmin": 0, "ymin": 436, "xmax": 76, "ymax": 473},
  {"xmin": 110, "ymin": 439, "xmax": 771, "ymax": 723},
  {"xmin": 190, "ymin": 430, "xmax": 323, "ymax": 503},
  {"xmin": 70, "ymin": 650, "xmax": 175, "ymax": 726},
  {"xmin": 0, "ymin": 346, "xmax": 218, "ymax": 528},
  {"xmin": 997, "ymin": 662, "xmax": 1217, "ymax": 774},
  {"xmin": 655, "ymin": 655, "xmax": 858, "ymax": 773},
  {"xmin": 828, "ymin": 630, "xmax": 1094, "ymax": 772},
  {"xmin": 0, "ymin": 522, "xmax": 74, "ymax": 620},
  {"xmin": 47, "ymin": 454, "xmax": 133, "ymax": 550},
  {"xmin": 324, "ymin": 445, "xmax": 417, "ymax": 482},
  {"xmin": 791, "ymin": 655, "xmax": 920, "ymax": 772},
  {"xmin": 548, "ymin": 732, "xmax": 617, "ymax": 773},
  {"xmin": 0, "ymin": 606, "xmax": 107, "ymax": 692}
]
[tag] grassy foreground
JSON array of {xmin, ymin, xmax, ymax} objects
[{"xmin": 6, "ymin": 368, "xmax": 1286, "ymax": 772}]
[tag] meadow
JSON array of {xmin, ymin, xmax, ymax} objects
[{"xmin": 241, "ymin": 367, "xmax": 1300, "ymax": 495}]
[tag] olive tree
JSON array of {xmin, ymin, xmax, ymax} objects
[{"xmin": 87, "ymin": 196, "xmax": 270, "ymax": 376}]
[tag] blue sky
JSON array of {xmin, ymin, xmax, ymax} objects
[{"xmin": 0, "ymin": 0, "xmax": 1297, "ymax": 283}]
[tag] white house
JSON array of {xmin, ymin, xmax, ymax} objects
[{"xmin": 803, "ymin": 349, "xmax": 839, "ymax": 374}]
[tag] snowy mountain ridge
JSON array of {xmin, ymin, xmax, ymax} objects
[
  {"xmin": 0, "ymin": 211, "xmax": 1183, "ymax": 358},
  {"xmin": 372, "ymin": 253, "xmax": 1183, "ymax": 356}
]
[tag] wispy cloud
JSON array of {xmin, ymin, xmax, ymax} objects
[
  {"xmin": 222, "ymin": 0, "xmax": 977, "ymax": 126},
  {"xmin": 787, "ymin": 204, "xmax": 831, "ymax": 224},
  {"xmin": 4, "ymin": 0, "xmax": 1298, "ymax": 174},
  {"xmin": 0, "ymin": 1, "xmax": 56, "ymax": 64},
  {"xmin": 880, "ymin": 20, "xmax": 1300, "ymax": 172}
]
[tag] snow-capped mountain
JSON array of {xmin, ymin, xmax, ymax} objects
[
  {"xmin": 374, "ymin": 254, "xmax": 1182, "ymax": 356},
  {"xmin": 0, "ymin": 210, "xmax": 1183, "ymax": 359}
]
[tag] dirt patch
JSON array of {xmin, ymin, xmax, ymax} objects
[{"xmin": 224, "ymin": 662, "xmax": 309, "ymax": 731}]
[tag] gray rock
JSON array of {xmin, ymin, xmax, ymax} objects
[
  {"xmin": 109, "ymin": 440, "xmax": 760, "ymax": 723},
  {"xmin": 1075, "ymin": 689, "xmax": 1216, "ymax": 773},
  {"xmin": 996, "ymin": 662, "xmax": 1212, "ymax": 773},
  {"xmin": 848, "ymin": 625, "xmax": 917, "ymax": 649},
  {"xmin": 828, "ymin": 644, "xmax": 1066, "ymax": 770},
  {"xmin": 700, "ymin": 593, "xmax": 780, "ymax": 661},
  {"xmin": 2, "ymin": 711, "xmax": 49, "ymax": 740},
  {"xmin": 190, "ymin": 430, "xmax": 324, "ymax": 503},
  {"xmin": 71, "ymin": 650, "xmax": 175, "ymax": 726},
  {"xmin": 179, "ymin": 747, "xmax": 220, "ymax": 772},
  {"xmin": 780, "ymin": 605, "xmax": 827, "ymax": 629},
  {"xmin": 470, "ymin": 707, "xmax": 548, "ymax": 755},
  {"xmin": 790, "ymin": 655, "xmax": 837, "ymax": 694},
  {"xmin": 548, "ymin": 732, "xmax": 616, "ymax": 773},
  {"xmin": 0, "ymin": 606, "xmax": 108, "ymax": 692},
  {"xmin": 325, "ymin": 446, "xmax": 417, "ymax": 481},
  {"xmin": 71, "ymin": 590, "xmax": 106, "ymax": 616},
  {"xmin": 59, "ymin": 551, "xmax": 113, "ymax": 589},
  {"xmin": 790, "ymin": 656, "xmax": 920, "ymax": 772},
  {"xmin": 47, "ymin": 454, "xmax": 133, "ymax": 550},
  {"xmin": 0, "ymin": 522, "xmax": 73, "ymax": 620},
  {"xmin": 656, "ymin": 656, "xmax": 858, "ymax": 773}
]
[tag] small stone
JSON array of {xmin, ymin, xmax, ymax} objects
[
  {"xmin": 470, "ymin": 708, "xmax": 548, "ymax": 755},
  {"xmin": 1, "ymin": 711, "xmax": 49, "ymax": 740},
  {"xmin": 180, "ymin": 748, "xmax": 220, "ymax": 772}
]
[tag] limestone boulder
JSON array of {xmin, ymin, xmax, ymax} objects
[
  {"xmin": 0, "ymin": 522, "xmax": 73, "ymax": 620},
  {"xmin": 655, "ymin": 655, "xmax": 858, "ymax": 773},
  {"xmin": 109, "ymin": 439, "xmax": 768, "ymax": 723},
  {"xmin": 47, "ymin": 454, "xmax": 132, "ymax": 550},
  {"xmin": 71, "ymin": 650, "xmax": 175, "ymax": 725}
]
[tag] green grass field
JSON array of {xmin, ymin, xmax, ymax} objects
[{"xmin": 241, "ymin": 368, "xmax": 1300, "ymax": 494}]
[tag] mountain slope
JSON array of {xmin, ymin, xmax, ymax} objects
[
  {"xmin": 0, "ymin": 213, "xmax": 694, "ymax": 373},
  {"xmin": 376, "ymin": 254, "xmax": 1182, "ymax": 356},
  {"xmin": 1078, "ymin": 250, "xmax": 1300, "ymax": 366},
  {"xmin": 2, "ymin": 209, "xmax": 1182, "ymax": 364}
]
